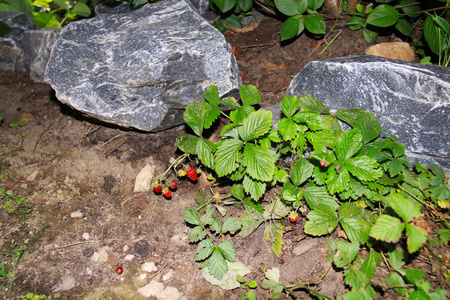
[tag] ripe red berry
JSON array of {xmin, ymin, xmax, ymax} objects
[
  {"xmin": 320, "ymin": 161, "xmax": 326, "ymax": 167},
  {"xmin": 170, "ymin": 181, "xmax": 177, "ymax": 190},
  {"xmin": 289, "ymin": 216, "xmax": 298, "ymax": 223},
  {"xmin": 187, "ymin": 167, "xmax": 198, "ymax": 181},
  {"xmin": 153, "ymin": 183, "xmax": 162, "ymax": 193},
  {"xmin": 163, "ymin": 188, "xmax": 172, "ymax": 198},
  {"xmin": 116, "ymin": 267, "xmax": 123, "ymax": 275}
]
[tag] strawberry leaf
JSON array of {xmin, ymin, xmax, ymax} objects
[
  {"xmin": 385, "ymin": 157, "xmax": 410, "ymax": 177},
  {"xmin": 204, "ymin": 106, "xmax": 221, "ymax": 130},
  {"xmin": 263, "ymin": 197, "xmax": 291, "ymax": 219},
  {"xmin": 209, "ymin": 248, "xmax": 228, "ymax": 280},
  {"xmin": 264, "ymin": 222, "xmax": 284, "ymax": 257},
  {"xmin": 339, "ymin": 202, "xmax": 371, "ymax": 243},
  {"xmin": 218, "ymin": 240, "xmax": 236, "ymax": 262},
  {"xmin": 297, "ymin": 95, "xmax": 328, "ymax": 113},
  {"xmin": 196, "ymin": 239, "xmax": 215, "ymax": 261},
  {"xmin": 230, "ymin": 105, "xmax": 255, "ymax": 123},
  {"xmin": 197, "ymin": 138, "xmax": 216, "ymax": 169},
  {"xmin": 281, "ymin": 95, "xmax": 301, "ymax": 118},
  {"xmin": 336, "ymin": 109, "xmax": 381, "ymax": 144},
  {"xmin": 333, "ymin": 241, "xmax": 360, "ymax": 268},
  {"xmin": 188, "ymin": 225, "xmax": 207, "ymax": 242},
  {"xmin": 335, "ymin": 129, "xmax": 363, "ymax": 161},
  {"xmin": 344, "ymin": 265, "xmax": 368, "ymax": 289},
  {"xmin": 175, "ymin": 134, "xmax": 199, "ymax": 155},
  {"xmin": 238, "ymin": 110, "xmax": 273, "ymax": 142},
  {"xmin": 345, "ymin": 156, "xmax": 383, "ymax": 181},
  {"xmin": 388, "ymin": 193, "xmax": 421, "ymax": 223},
  {"xmin": 291, "ymin": 157, "xmax": 314, "ymax": 187},
  {"xmin": 222, "ymin": 217, "xmax": 242, "ymax": 234},
  {"xmin": 204, "ymin": 85, "xmax": 220, "ymax": 107},
  {"xmin": 292, "ymin": 111, "xmax": 324, "ymax": 131},
  {"xmin": 239, "ymin": 210, "xmax": 263, "ymax": 237},
  {"xmin": 242, "ymin": 143, "xmax": 275, "ymax": 182},
  {"xmin": 184, "ymin": 207, "xmax": 201, "ymax": 225},
  {"xmin": 305, "ymin": 130, "xmax": 337, "ymax": 150},
  {"xmin": 239, "ymin": 85, "xmax": 261, "ymax": 106},
  {"xmin": 184, "ymin": 100, "xmax": 206, "ymax": 137},
  {"xmin": 405, "ymin": 224, "xmax": 427, "ymax": 253},
  {"xmin": 303, "ymin": 186, "xmax": 339, "ymax": 210},
  {"xmin": 278, "ymin": 118, "xmax": 299, "ymax": 141},
  {"xmin": 215, "ymin": 139, "xmax": 243, "ymax": 177},
  {"xmin": 327, "ymin": 165, "xmax": 350, "ymax": 194},
  {"xmin": 219, "ymin": 97, "xmax": 240, "ymax": 109},
  {"xmin": 304, "ymin": 206, "xmax": 339, "ymax": 236},
  {"xmin": 360, "ymin": 249, "xmax": 381, "ymax": 283},
  {"xmin": 370, "ymin": 215, "xmax": 405, "ymax": 243},
  {"xmin": 243, "ymin": 175, "xmax": 266, "ymax": 201},
  {"xmin": 386, "ymin": 273, "xmax": 407, "ymax": 296}
]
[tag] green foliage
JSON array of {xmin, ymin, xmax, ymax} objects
[{"xmin": 177, "ymin": 85, "xmax": 450, "ymax": 298}]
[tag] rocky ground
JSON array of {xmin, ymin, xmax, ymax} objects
[{"xmin": 0, "ymin": 16, "xmax": 446, "ymax": 300}]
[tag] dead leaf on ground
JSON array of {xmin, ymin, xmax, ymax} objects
[{"xmin": 229, "ymin": 23, "xmax": 260, "ymax": 34}]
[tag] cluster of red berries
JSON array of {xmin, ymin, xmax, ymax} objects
[{"xmin": 152, "ymin": 166, "xmax": 199, "ymax": 198}]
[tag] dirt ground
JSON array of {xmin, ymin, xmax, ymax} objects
[{"xmin": 0, "ymin": 16, "xmax": 442, "ymax": 300}]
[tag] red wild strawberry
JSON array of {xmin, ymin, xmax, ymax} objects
[
  {"xmin": 116, "ymin": 267, "xmax": 123, "ymax": 275},
  {"xmin": 187, "ymin": 167, "xmax": 197, "ymax": 181},
  {"xmin": 289, "ymin": 211, "xmax": 299, "ymax": 223},
  {"xmin": 320, "ymin": 160, "xmax": 326, "ymax": 167},
  {"xmin": 163, "ymin": 188, "xmax": 172, "ymax": 198},
  {"xmin": 170, "ymin": 181, "xmax": 177, "ymax": 190},
  {"xmin": 152, "ymin": 182, "xmax": 162, "ymax": 193}
]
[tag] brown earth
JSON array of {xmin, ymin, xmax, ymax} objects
[{"xmin": 0, "ymin": 16, "xmax": 446, "ymax": 300}]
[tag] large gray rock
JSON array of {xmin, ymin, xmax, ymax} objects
[
  {"xmin": 0, "ymin": 11, "xmax": 37, "ymax": 72},
  {"xmin": 287, "ymin": 55, "xmax": 450, "ymax": 172},
  {"xmin": 25, "ymin": 28, "xmax": 59, "ymax": 82},
  {"xmin": 45, "ymin": 0, "xmax": 241, "ymax": 132}
]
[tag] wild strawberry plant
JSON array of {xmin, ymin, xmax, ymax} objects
[{"xmin": 174, "ymin": 85, "xmax": 449, "ymax": 298}]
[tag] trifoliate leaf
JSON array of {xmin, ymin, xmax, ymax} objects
[
  {"xmin": 243, "ymin": 175, "xmax": 266, "ymax": 201},
  {"xmin": 333, "ymin": 241, "xmax": 360, "ymax": 268},
  {"xmin": 239, "ymin": 85, "xmax": 261, "ymax": 106},
  {"xmin": 303, "ymin": 186, "xmax": 339, "ymax": 210},
  {"xmin": 215, "ymin": 139, "xmax": 243, "ymax": 177},
  {"xmin": 291, "ymin": 157, "xmax": 314, "ymax": 187},
  {"xmin": 218, "ymin": 240, "xmax": 236, "ymax": 262},
  {"xmin": 335, "ymin": 129, "xmax": 363, "ymax": 161},
  {"xmin": 184, "ymin": 207, "xmax": 201, "ymax": 225},
  {"xmin": 405, "ymin": 224, "xmax": 427, "ymax": 253},
  {"xmin": 204, "ymin": 85, "xmax": 220, "ymax": 107},
  {"xmin": 242, "ymin": 144, "xmax": 275, "ymax": 182},
  {"xmin": 281, "ymin": 94, "xmax": 301, "ymax": 118},
  {"xmin": 388, "ymin": 193, "xmax": 421, "ymax": 223},
  {"xmin": 196, "ymin": 239, "xmax": 215, "ymax": 261},
  {"xmin": 209, "ymin": 248, "xmax": 228, "ymax": 280},
  {"xmin": 304, "ymin": 206, "xmax": 339, "ymax": 236},
  {"xmin": 345, "ymin": 156, "xmax": 383, "ymax": 181},
  {"xmin": 370, "ymin": 215, "xmax": 404, "ymax": 243},
  {"xmin": 239, "ymin": 210, "xmax": 263, "ymax": 237},
  {"xmin": 197, "ymin": 138, "xmax": 216, "ymax": 169},
  {"xmin": 430, "ymin": 184, "xmax": 450, "ymax": 200},
  {"xmin": 238, "ymin": 110, "xmax": 272, "ymax": 142},
  {"xmin": 188, "ymin": 225, "xmax": 207, "ymax": 242},
  {"xmin": 278, "ymin": 118, "xmax": 299, "ymax": 141},
  {"xmin": 175, "ymin": 134, "xmax": 199, "ymax": 155},
  {"xmin": 222, "ymin": 217, "xmax": 242, "ymax": 234},
  {"xmin": 230, "ymin": 105, "xmax": 255, "ymax": 124}
]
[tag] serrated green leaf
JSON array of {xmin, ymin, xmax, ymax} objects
[
  {"xmin": 215, "ymin": 139, "xmax": 243, "ymax": 177},
  {"xmin": 209, "ymin": 248, "xmax": 229, "ymax": 280},
  {"xmin": 386, "ymin": 273, "xmax": 407, "ymax": 295},
  {"xmin": 303, "ymin": 186, "xmax": 339, "ymax": 210},
  {"xmin": 274, "ymin": 167, "xmax": 288, "ymax": 184},
  {"xmin": 239, "ymin": 210, "xmax": 263, "ymax": 237},
  {"xmin": 336, "ymin": 109, "xmax": 381, "ymax": 144},
  {"xmin": 219, "ymin": 97, "xmax": 240, "ymax": 109},
  {"xmin": 298, "ymin": 95, "xmax": 328, "ymax": 113},
  {"xmin": 304, "ymin": 206, "xmax": 338, "ymax": 236},
  {"xmin": 370, "ymin": 215, "xmax": 404, "ymax": 243},
  {"xmin": 197, "ymin": 138, "xmax": 216, "ymax": 169},
  {"xmin": 345, "ymin": 156, "xmax": 382, "ymax": 181},
  {"xmin": 291, "ymin": 157, "xmax": 314, "ymax": 187},
  {"xmin": 33, "ymin": 12, "xmax": 60, "ymax": 28},
  {"xmin": 367, "ymin": 4, "xmax": 399, "ymax": 27},
  {"xmin": 213, "ymin": 0, "xmax": 236, "ymax": 13},
  {"xmin": 340, "ymin": 202, "xmax": 371, "ymax": 243},
  {"xmin": 291, "ymin": 132, "xmax": 307, "ymax": 152},
  {"xmin": 263, "ymin": 197, "xmax": 291, "ymax": 219},
  {"xmin": 175, "ymin": 134, "xmax": 199, "ymax": 155},
  {"xmin": 335, "ymin": 129, "xmax": 363, "ymax": 161},
  {"xmin": 205, "ymin": 85, "xmax": 220, "ymax": 107},
  {"xmin": 240, "ymin": 85, "xmax": 261, "ymax": 106},
  {"xmin": 327, "ymin": 165, "xmax": 350, "ymax": 194},
  {"xmin": 360, "ymin": 249, "xmax": 381, "ymax": 283},
  {"xmin": 204, "ymin": 208, "xmax": 214, "ymax": 225},
  {"xmin": 304, "ymin": 13, "xmax": 325, "ymax": 35},
  {"xmin": 430, "ymin": 164, "xmax": 445, "ymax": 182},
  {"xmin": 405, "ymin": 224, "xmax": 427, "ymax": 253},
  {"xmin": 239, "ymin": 110, "xmax": 273, "ymax": 141},
  {"xmin": 189, "ymin": 225, "xmax": 207, "ymax": 242},
  {"xmin": 387, "ymin": 248, "xmax": 406, "ymax": 271},
  {"xmin": 218, "ymin": 240, "xmax": 236, "ymax": 261},
  {"xmin": 184, "ymin": 100, "xmax": 206, "ymax": 137},
  {"xmin": 231, "ymin": 183, "xmax": 245, "ymax": 200},
  {"xmin": 305, "ymin": 130, "xmax": 337, "ymax": 150},
  {"xmin": 386, "ymin": 157, "xmax": 409, "ymax": 176},
  {"xmin": 388, "ymin": 193, "xmax": 421, "ymax": 223},
  {"xmin": 196, "ymin": 239, "xmax": 215, "ymax": 260},
  {"xmin": 230, "ymin": 105, "xmax": 255, "ymax": 124},
  {"xmin": 405, "ymin": 268, "xmax": 426, "ymax": 286},
  {"xmin": 243, "ymin": 175, "xmax": 266, "ymax": 201},
  {"xmin": 280, "ymin": 182, "xmax": 299, "ymax": 202},
  {"xmin": 344, "ymin": 265, "xmax": 368, "ymax": 289},
  {"xmin": 205, "ymin": 106, "xmax": 221, "ymax": 130},
  {"xmin": 343, "ymin": 288, "xmax": 373, "ymax": 300},
  {"xmin": 278, "ymin": 118, "xmax": 299, "ymax": 140},
  {"xmin": 430, "ymin": 184, "xmax": 450, "ymax": 200},
  {"xmin": 184, "ymin": 207, "xmax": 201, "ymax": 225},
  {"xmin": 333, "ymin": 241, "xmax": 360, "ymax": 268},
  {"xmin": 211, "ymin": 218, "xmax": 222, "ymax": 232},
  {"xmin": 222, "ymin": 217, "xmax": 242, "ymax": 234},
  {"xmin": 275, "ymin": 0, "xmax": 308, "ymax": 16},
  {"xmin": 292, "ymin": 111, "xmax": 324, "ymax": 131},
  {"xmin": 72, "ymin": 2, "xmax": 91, "ymax": 17},
  {"xmin": 323, "ymin": 115, "xmax": 343, "ymax": 137},
  {"xmin": 281, "ymin": 95, "xmax": 301, "ymax": 118},
  {"xmin": 242, "ymin": 144, "xmax": 275, "ymax": 182},
  {"xmin": 243, "ymin": 197, "xmax": 264, "ymax": 214},
  {"xmin": 268, "ymin": 128, "xmax": 283, "ymax": 143}
]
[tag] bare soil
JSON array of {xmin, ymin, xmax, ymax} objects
[{"xmin": 0, "ymin": 17, "xmax": 446, "ymax": 300}]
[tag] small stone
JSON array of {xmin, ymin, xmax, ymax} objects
[
  {"xmin": 82, "ymin": 233, "xmax": 90, "ymax": 240},
  {"xmin": 137, "ymin": 280, "xmax": 164, "ymax": 298},
  {"xmin": 162, "ymin": 270, "xmax": 173, "ymax": 281},
  {"xmin": 123, "ymin": 245, "xmax": 129, "ymax": 252},
  {"xmin": 124, "ymin": 254, "xmax": 135, "ymax": 261},
  {"xmin": 70, "ymin": 211, "xmax": 83, "ymax": 218},
  {"xmin": 26, "ymin": 170, "xmax": 39, "ymax": 182},
  {"xmin": 159, "ymin": 286, "xmax": 183, "ymax": 300},
  {"xmin": 293, "ymin": 239, "xmax": 317, "ymax": 256},
  {"xmin": 51, "ymin": 275, "xmax": 76, "ymax": 293},
  {"xmin": 365, "ymin": 42, "xmax": 415, "ymax": 62},
  {"xmin": 134, "ymin": 164, "xmax": 155, "ymax": 193},
  {"xmin": 91, "ymin": 251, "xmax": 108, "ymax": 262},
  {"xmin": 141, "ymin": 262, "xmax": 155, "ymax": 273}
]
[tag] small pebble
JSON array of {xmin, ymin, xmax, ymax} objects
[{"xmin": 124, "ymin": 254, "xmax": 135, "ymax": 261}]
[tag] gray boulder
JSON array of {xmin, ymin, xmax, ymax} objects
[
  {"xmin": 25, "ymin": 28, "xmax": 59, "ymax": 82},
  {"xmin": 287, "ymin": 55, "xmax": 450, "ymax": 172},
  {"xmin": 0, "ymin": 11, "xmax": 37, "ymax": 72},
  {"xmin": 45, "ymin": 0, "xmax": 241, "ymax": 132}
]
